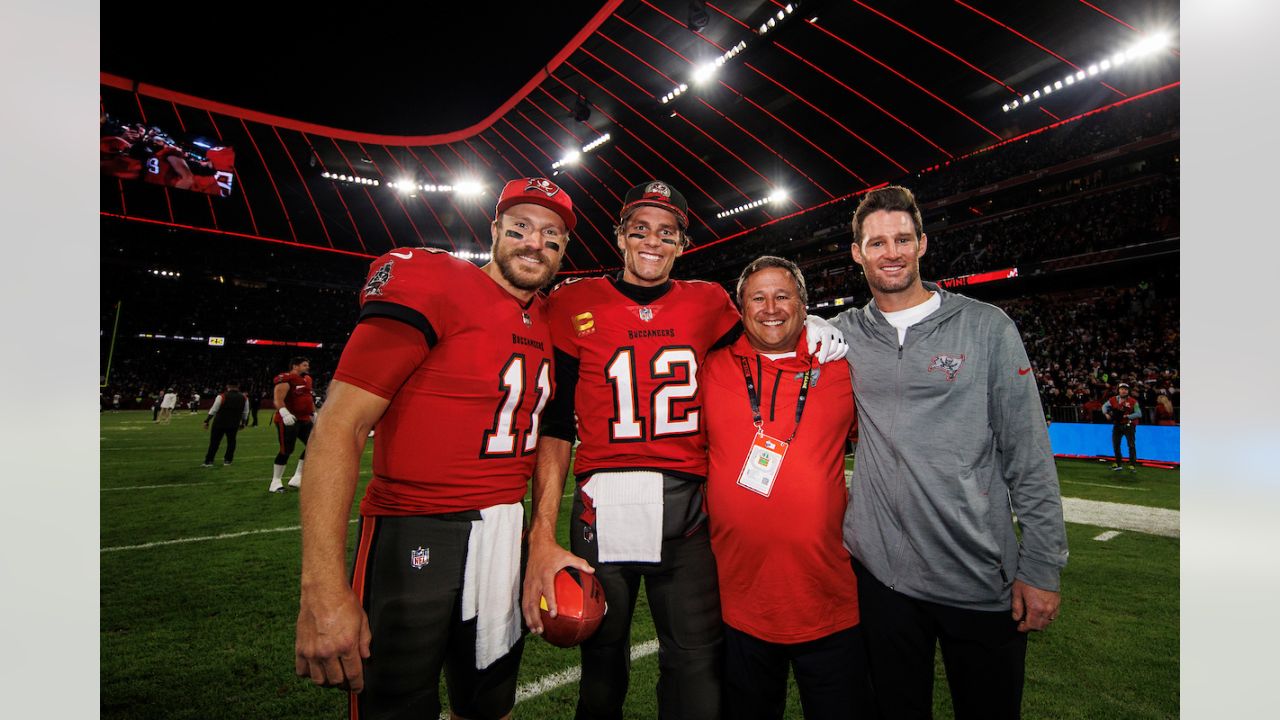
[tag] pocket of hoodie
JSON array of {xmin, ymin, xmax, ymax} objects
[{"xmin": 956, "ymin": 468, "xmax": 1002, "ymax": 567}]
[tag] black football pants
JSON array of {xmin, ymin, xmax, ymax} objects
[
  {"xmin": 853, "ymin": 559, "xmax": 1027, "ymax": 720},
  {"xmin": 571, "ymin": 518, "xmax": 722, "ymax": 720}
]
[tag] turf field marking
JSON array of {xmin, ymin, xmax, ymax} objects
[
  {"xmin": 104, "ymin": 478, "xmax": 266, "ymax": 491},
  {"xmin": 108, "ymin": 454, "xmax": 278, "ymax": 465},
  {"xmin": 1094, "ymin": 530, "xmax": 1123, "ymax": 541},
  {"xmin": 1061, "ymin": 497, "xmax": 1178, "ymax": 538},
  {"xmin": 101, "ymin": 491, "xmax": 573, "ymax": 551},
  {"xmin": 104, "ymin": 468, "xmax": 371, "ymax": 492},
  {"xmin": 437, "ymin": 639, "xmax": 660, "ymax": 718},
  {"xmin": 101, "ymin": 522, "xmax": 330, "ymax": 552},
  {"xmin": 1060, "ymin": 479, "xmax": 1149, "ymax": 491}
]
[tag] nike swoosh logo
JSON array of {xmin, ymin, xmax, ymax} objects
[
  {"xmin": 1018, "ymin": 367, "xmax": 1032, "ymax": 375},
  {"xmin": 389, "ymin": 251, "xmax": 413, "ymax": 259}
]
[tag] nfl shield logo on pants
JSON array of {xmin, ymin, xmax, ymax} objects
[{"xmin": 410, "ymin": 546, "xmax": 430, "ymax": 570}]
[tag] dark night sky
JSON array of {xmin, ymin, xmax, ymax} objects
[{"xmin": 100, "ymin": 4, "xmax": 605, "ymax": 135}]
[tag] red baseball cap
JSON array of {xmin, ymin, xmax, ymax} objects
[{"xmin": 495, "ymin": 177, "xmax": 577, "ymax": 233}]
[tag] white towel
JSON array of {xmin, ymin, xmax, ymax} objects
[
  {"xmin": 460, "ymin": 502, "xmax": 524, "ymax": 670},
  {"xmin": 584, "ymin": 471, "xmax": 664, "ymax": 563}
]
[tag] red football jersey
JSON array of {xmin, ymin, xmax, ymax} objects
[
  {"xmin": 338, "ymin": 247, "xmax": 555, "ymax": 515},
  {"xmin": 272, "ymin": 372, "xmax": 315, "ymax": 422},
  {"xmin": 546, "ymin": 277, "xmax": 738, "ymax": 479}
]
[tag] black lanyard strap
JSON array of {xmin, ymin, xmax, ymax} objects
[{"xmin": 739, "ymin": 355, "xmax": 813, "ymax": 443}]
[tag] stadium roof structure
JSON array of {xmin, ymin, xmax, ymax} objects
[{"xmin": 100, "ymin": 0, "xmax": 1181, "ymax": 273}]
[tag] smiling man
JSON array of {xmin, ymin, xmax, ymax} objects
[
  {"xmin": 294, "ymin": 177, "xmax": 573, "ymax": 720},
  {"xmin": 521, "ymin": 181, "xmax": 736, "ymax": 720},
  {"xmin": 701, "ymin": 256, "xmax": 869, "ymax": 720},
  {"xmin": 829, "ymin": 185, "xmax": 1069, "ymax": 719}
]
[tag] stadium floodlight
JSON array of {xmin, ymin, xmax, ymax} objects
[
  {"xmin": 770, "ymin": 188, "xmax": 788, "ymax": 203},
  {"xmin": 693, "ymin": 63, "xmax": 718, "ymax": 84},
  {"xmin": 1002, "ymin": 103, "xmax": 1010, "ymax": 112},
  {"xmin": 582, "ymin": 133, "xmax": 611, "ymax": 153},
  {"xmin": 1001, "ymin": 30, "xmax": 1175, "ymax": 113},
  {"xmin": 454, "ymin": 180, "xmax": 484, "ymax": 197}
]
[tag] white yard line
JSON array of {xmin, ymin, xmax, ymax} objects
[
  {"xmin": 104, "ymin": 468, "xmax": 370, "ymax": 491},
  {"xmin": 101, "ymin": 491, "xmax": 571, "ymax": 552},
  {"xmin": 1094, "ymin": 530, "xmax": 1123, "ymax": 542},
  {"xmin": 1062, "ymin": 497, "xmax": 1179, "ymax": 538},
  {"xmin": 1060, "ymin": 479, "xmax": 1150, "ymax": 491},
  {"xmin": 437, "ymin": 639, "xmax": 661, "ymax": 718}
]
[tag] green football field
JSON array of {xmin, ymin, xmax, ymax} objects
[{"xmin": 100, "ymin": 410, "xmax": 1178, "ymax": 719}]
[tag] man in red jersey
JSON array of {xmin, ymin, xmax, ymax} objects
[
  {"xmin": 294, "ymin": 177, "xmax": 574, "ymax": 720},
  {"xmin": 521, "ymin": 181, "xmax": 848, "ymax": 720},
  {"xmin": 267, "ymin": 356, "xmax": 315, "ymax": 494},
  {"xmin": 702, "ymin": 256, "xmax": 869, "ymax": 720}
]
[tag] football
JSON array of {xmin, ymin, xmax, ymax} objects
[{"xmin": 539, "ymin": 567, "xmax": 607, "ymax": 648}]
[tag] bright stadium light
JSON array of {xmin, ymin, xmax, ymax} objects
[
  {"xmin": 693, "ymin": 63, "xmax": 717, "ymax": 84},
  {"xmin": 1000, "ymin": 29, "xmax": 1176, "ymax": 113},
  {"xmin": 454, "ymin": 180, "xmax": 483, "ymax": 197}
]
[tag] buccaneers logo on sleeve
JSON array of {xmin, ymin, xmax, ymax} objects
[{"xmin": 364, "ymin": 260, "xmax": 393, "ymax": 297}]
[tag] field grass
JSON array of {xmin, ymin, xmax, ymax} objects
[{"xmin": 101, "ymin": 411, "xmax": 1178, "ymax": 718}]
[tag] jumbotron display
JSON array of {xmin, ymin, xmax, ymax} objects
[{"xmin": 100, "ymin": 114, "xmax": 237, "ymax": 197}]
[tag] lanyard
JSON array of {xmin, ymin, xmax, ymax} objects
[{"xmin": 739, "ymin": 355, "xmax": 812, "ymax": 443}]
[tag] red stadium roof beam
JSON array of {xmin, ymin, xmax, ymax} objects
[
  {"xmin": 403, "ymin": 145, "xmax": 475, "ymax": 246},
  {"xmin": 500, "ymin": 115, "xmax": 623, "ymax": 262},
  {"xmin": 548, "ymin": 72, "xmax": 733, "ymax": 238},
  {"xmin": 204, "ymin": 110, "xmax": 259, "ymax": 236},
  {"xmin": 100, "ymin": 212, "xmax": 376, "ymax": 260},
  {"xmin": 271, "ymin": 127, "xmax": 336, "ymax": 248},
  {"xmin": 521, "ymin": 99, "xmax": 627, "ymax": 204},
  {"xmin": 346, "ymin": 140, "xmax": 424, "ymax": 248},
  {"xmin": 953, "ymin": 0, "xmax": 1127, "ymax": 98},
  {"xmin": 595, "ymin": 28, "xmax": 798, "ymax": 212},
  {"xmin": 1075, "ymin": 0, "xmax": 1180, "ymax": 57},
  {"xmin": 532, "ymin": 87, "xmax": 635, "ymax": 192},
  {"xmin": 238, "ymin": 119, "xmax": 298, "ymax": 242},
  {"xmin": 421, "ymin": 145, "xmax": 487, "ymax": 242},
  {"xmin": 305, "ymin": 135, "xmax": 369, "ymax": 253},
  {"xmin": 624, "ymin": 7, "xmax": 869, "ymax": 185},
  {"xmin": 167, "ymin": 101, "xmax": 221, "ymax": 229},
  {"xmin": 845, "ymin": 0, "xmax": 1019, "ymax": 95},
  {"xmin": 378, "ymin": 145, "xmax": 458, "ymax": 249},
  {"xmin": 513, "ymin": 108, "xmax": 629, "ymax": 222},
  {"xmin": 799, "ymin": 16, "xmax": 1004, "ymax": 140},
  {"xmin": 489, "ymin": 123, "xmax": 605, "ymax": 269},
  {"xmin": 569, "ymin": 52, "xmax": 763, "ymax": 207}
]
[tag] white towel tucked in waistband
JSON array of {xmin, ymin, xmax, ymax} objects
[
  {"xmin": 460, "ymin": 502, "xmax": 524, "ymax": 670},
  {"xmin": 584, "ymin": 471, "xmax": 664, "ymax": 563}
]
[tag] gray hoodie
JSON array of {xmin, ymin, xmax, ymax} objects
[{"xmin": 831, "ymin": 283, "xmax": 1068, "ymax": 611}]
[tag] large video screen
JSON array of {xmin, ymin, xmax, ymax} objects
[{"xmin": 100, "ymin": 115, "xmax": 236, "ymax": 197}]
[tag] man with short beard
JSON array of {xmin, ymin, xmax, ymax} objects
[
  {"xmin": 294, "ymin": 177, "xmax": 573, "ymax": 720},
  {"xmin": 829, "ymin": 185, "xmax": 1068, "ymax": 719}
]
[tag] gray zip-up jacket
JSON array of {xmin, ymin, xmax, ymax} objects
[{"xmin": 831, "ymin": 283, "xmax": 1068, "ymax": 611}]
